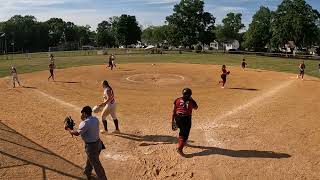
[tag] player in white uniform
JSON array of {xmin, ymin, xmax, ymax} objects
[
  {"xmin": 98, "ymin": 80, "xmax": 120, "ymax": 134},
  {"xmin": 11, "ymin": 66, "xmax": 21, "ymax": 88}
]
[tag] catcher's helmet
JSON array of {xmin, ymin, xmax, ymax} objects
[{"xmin": 182, "ymin": 88, "xmax": 192, "ymax": 99}]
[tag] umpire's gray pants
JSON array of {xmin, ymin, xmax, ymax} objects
[{"xmin": 84, "ymin": 140, "xmax": 107, "ymax": 180}]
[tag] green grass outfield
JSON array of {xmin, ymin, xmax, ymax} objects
[{"xmin": 0, "ymin": 53, "xmax": 319, "ymax": 78}]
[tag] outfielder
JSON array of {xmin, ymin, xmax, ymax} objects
[
  {"xmin": 48, "ymin": 62, "xmax": 56, "ymax": 81},
  {"xmin": 172, "ymin": 88, "xmax": 198, "ymax": 156},
  {"xmin": 94, "ymin": 80, "xmax": 120, "ymax": 134},
  {"xmin": 297, "ymin": 61, "xmax": 306, "ymax": 80},
  {"xmin": 241, "ymin": 58, "xmax": 247, "ymax": 71},
  {"xmin": 107, "ymin": 54, "xmax": 116, "ymax": 70},
  {"xmin": 11, "ymin": 66, "xmax": 21, "ymax": 88}
]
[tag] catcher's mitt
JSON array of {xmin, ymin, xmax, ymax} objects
[{"xmin": 64, "ymin": 116, "xmax": 75, "ymax": 130}]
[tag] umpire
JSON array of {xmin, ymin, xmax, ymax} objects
[
  {"xmin": 65, "ymin": 106, "xmax": 107, "ymax": 180},
  {"xmin": 172, "ymin": 88, "xmax": 198, "ymax": 156}
]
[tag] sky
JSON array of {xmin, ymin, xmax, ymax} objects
[{"xmin": 0, "ymin": 0, "xmax": 319, "ymax": 31}]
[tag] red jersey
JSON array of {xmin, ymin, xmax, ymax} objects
[{"xmin": 174, "ymin": 97, "xmax": 198, "ymax": 116}]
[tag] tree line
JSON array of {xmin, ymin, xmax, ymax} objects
[{"xmin": 0, "ymin": 0, "xmax": 319, "ymax": 53}]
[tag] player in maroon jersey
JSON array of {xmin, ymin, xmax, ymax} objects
[
  {"xmin": 219, "ymin": 65, "xmax": 230, "ymax": 88},
  {"xmin": 172, "ymin": 88, "xmax": 198, "ymax": 156}
]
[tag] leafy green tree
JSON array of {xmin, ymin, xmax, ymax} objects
[
  {"xmin": 244, "ymin": 6, "xmax": 272, "ymax": 51},
  {"xmin": 46, "ymin": 18, "xmax": 66, "ymax": 46},
  {"xmin": 142, "ymin": 25, "xmax": 169, "ymax": 45},
  {"xmin": 96, "ymin": 20, "xmax": 116, "ymax": 47},
  {"xmin": 271, "ymin": 0, "xmax": 320, "ymax": 48},
  {"xmin": 113, "ymin": 14, "xmax": 141, "ymax": 47},
  {"xmin": 216, "ymin": 13, "xmax": 244, "ymax": 43},
  {"xmin": 166, "ymin": 0, "xmax": 215, "ymax": 47}
]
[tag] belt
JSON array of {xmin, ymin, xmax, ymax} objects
[
  {"xmin": 85, "ymin": 139, "xmax": 100, "ymax": 144},
  {"xmin": 177, "ymin": 113, "xmax": 191, "ymax": 116}
]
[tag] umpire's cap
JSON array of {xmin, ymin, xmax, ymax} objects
[{"xmin": 81, "ymin": 106, "xmax": 92, "ymax": 114}]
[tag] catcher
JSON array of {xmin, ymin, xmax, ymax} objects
[
  {"xmin": 172, "ymin": 88, "xmax": 198, "ymax": 156},
  {"xmin": 64, "ymin": 106, "xmax": 107, "ymax": 180},
  {"xmin": 219, "ymin": 64, "xmax": 230, "ymax": 88}
]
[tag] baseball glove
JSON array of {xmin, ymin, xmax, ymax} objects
[
  {"xmin": 64, "ymin": 116, "xmax": 75, "ymax": 130},
  {"xmin": 227, "ymin": 71, "xmax": 231, "ymax": 75}
]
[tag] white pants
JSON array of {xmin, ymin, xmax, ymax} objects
[
  {"xmin": 12, "ymin": 75, "xmax": 20, "ymax": 85},
  {"xmin": 101, "ymin": 102, "xmax": 117, "ymax": 121}
]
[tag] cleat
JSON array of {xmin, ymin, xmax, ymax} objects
[{"xmin": 176, "ymin": 148, "xmax": 184, "ymax": 156}]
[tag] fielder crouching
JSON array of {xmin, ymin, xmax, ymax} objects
[
  {"xmin": 172, "ymin": 88, "xmax": 198, "ymax": 156},
  {"xmin": 65, "ymin": 106, "xmax": 107, "ymax": 180}
]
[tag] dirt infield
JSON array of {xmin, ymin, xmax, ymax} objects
[{"xmin": 1, "ymin": 63, "xmax": 319, "ymax": 180}]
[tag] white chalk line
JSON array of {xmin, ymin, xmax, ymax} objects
[
  {"xmin": 103, "ymin": 151, "xmax": 133, "ymax": 161},
  {"xmin": 33, "ymin": 89, "xmax": 81, "ymax": 112},
  {"xmin": 126, "ymin": 73, "xmax": 185, "ymax": 83},
  {"xmin": 198, "ymin": 80, "xmax": 294, "ymax": 146}
]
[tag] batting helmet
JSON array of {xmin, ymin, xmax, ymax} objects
[{"xmin": 182, "ymin": 88, "xmax": 192, "ymax": 99}]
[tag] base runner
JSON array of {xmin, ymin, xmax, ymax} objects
[
  {"xmin": 219, "ymin": 65, "xmax": 230, "ymax": 88},
  {"xmin": 172, "ymin": 88, "xmax": 198, "ymax": 156}
]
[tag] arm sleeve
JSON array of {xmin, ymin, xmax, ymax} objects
[{"xmin": 77, "ymin": 121, "xmax": 89, "ymax": 135}]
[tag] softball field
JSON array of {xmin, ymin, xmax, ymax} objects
[{"xmin": 0, "ymin": 62, "xmax": 319, "ymax": 179}]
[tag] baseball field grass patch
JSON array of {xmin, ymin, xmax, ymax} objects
[{"xmin": 0, "ymin": 53, "xmax": 319, "ymax": 78}]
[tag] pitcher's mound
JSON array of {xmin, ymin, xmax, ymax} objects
[{"xmin": 126, "ymin": 73, "xmax": 185, "ymax": 85}]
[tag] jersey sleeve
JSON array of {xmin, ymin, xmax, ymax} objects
[
  {"xmin": 191, "ymin": 99, "xmax": 198, "ymax": 108},
  {"xmin": 77, "ymin": 121, "xmax": 89, "ymax": 135}
]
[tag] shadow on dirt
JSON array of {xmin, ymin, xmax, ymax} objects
[
  {"xmin": 114, "ymin": 133, "xmax": 194, "ymax": 145},
  {"xmin": 228, "ymin": 87, "xmax": 259, "ymax": 91},
  {"xmin": 54, "ymin": 81, "xmax": 80, "ymax": 84},
  {"xmin": 22, "ymin": 86, "xmax": 37, "ymax": 89},
  {"xmin": 0, "ymin": 121, "xmax": 89, "ymax": 180},
  {"xmin": 115, "ymin": 133, "xmax": 291, "ymax": 159},
  {"xmin": 185, "ymin": 144, "xmax": 291, "ymax": 159}
]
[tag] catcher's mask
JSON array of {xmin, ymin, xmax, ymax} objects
[{"xmin": 182, "ymin": 88, "xmax": 192, "ymax": 100}]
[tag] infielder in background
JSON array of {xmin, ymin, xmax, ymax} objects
[
  {"xmin": 241, "ymin": 58, "xmax": 247, "ymax": 71},
  {"xmin": 11, "ymin": 66, "xmax": 21, "ymax": 88},
  {"xmin": 107, "ymin": 54, "xmax": 116, "ymax": 70},
  {"xmin": 48, "ymin": 61, "xmax": 56, "ymax": 81},
  {"xmin": 96, "ymin": 80, "xmax": 120, "ymax": 134},
  {"xmin": 172, "ymin": 88, "xmax": 198, "ymax": 156},
  {"xmin": 49, "ymin": 54, "xmax": 55, "ymax": 64},
  {"xmin": 219, "ymin": 65, "xmax": 230, "ymax": 88},
  {"xmin": 297, "ymin": 61, "xmax": 306, "ymax": 80}
]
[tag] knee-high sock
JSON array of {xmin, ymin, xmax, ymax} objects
[
  {"xmin": 102, "ymin": 120, "xmax": 108, "ymax": 131},
  {"xmin": 178, "ymin": 136, "xmax": 185, "ymax": 150},
  {"xmin": 113, "ymin": 119, "xmax": 119, "ymax": 130}
]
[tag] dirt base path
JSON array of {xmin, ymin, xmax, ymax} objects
[{"xmin": 1, "ymin": 63, "xmax": 319, "ymax": 179}]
